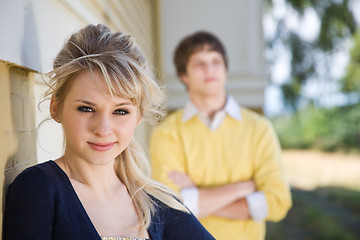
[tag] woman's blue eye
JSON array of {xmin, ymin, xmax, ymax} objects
[
  {"xmin": 114, "ymin": 109, "xmax": 129, "ymax": 115},
  {"xmin": 77, "ymin": 106, "xmax": 94, "ymax": 112}
]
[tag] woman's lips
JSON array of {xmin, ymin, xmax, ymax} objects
[{"xmin": 88, "ymin": 142, "xmax": 115, "ymax": 152}]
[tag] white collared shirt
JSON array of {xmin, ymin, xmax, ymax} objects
[{"xmin": 182, "ymin": 95, "xmax": 242, "ymax": 131}]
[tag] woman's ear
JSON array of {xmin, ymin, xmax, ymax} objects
[{"xmin": 50, "ymin": 95, "xmax": 61, "ymax": 123}]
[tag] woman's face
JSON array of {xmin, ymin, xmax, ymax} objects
[{"xmin": 51, "ymin": 70, "xmax": 141, "ymax": 166}]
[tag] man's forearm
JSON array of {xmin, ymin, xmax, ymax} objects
[
  {"xmin": 213, "ymin": 198, "xmax": 251, "ymax": 219},
  {"xmin": 197, "ymin": 180, "xmax": 255, "ymax": 218}
]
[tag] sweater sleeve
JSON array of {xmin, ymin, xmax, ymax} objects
[
  {"xmin": 3, "ymin": 166, "xmax": 55, "ymax": 240},
  {"xmin": 252, "ymin": 118, "xmax": 292, "ymax": 222}
]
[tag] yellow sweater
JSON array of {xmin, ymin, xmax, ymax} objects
[{"xmin": 149, "ymin": 107, "xmax": 292, "ymax": 240}]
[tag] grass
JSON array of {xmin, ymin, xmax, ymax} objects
[
  {"xmin": 266, "ymin": 187, "xmax": 360, "ymax": 239},
  {"xmin": 266, "ymin": 150, "xmax": 360, "ymax": 239}
]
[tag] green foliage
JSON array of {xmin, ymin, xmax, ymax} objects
[
  {"xmin": 266, "ymin": 0, "xmax": 358, "ymax": 111},
  {"xmin": 342, "ymin": 29, "xmax": 360, "ymax": 93},
  {"xmin": 272, "ymin": 103, "xmax": 360, "ymax": 151},
  {"xmin": 316, "ymin": 0, "xmax": 357, "ymax": 51}
]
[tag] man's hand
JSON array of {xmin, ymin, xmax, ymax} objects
[{"xmin": 168, "ymin": 171, "xmax": 196, "ymax": 188}]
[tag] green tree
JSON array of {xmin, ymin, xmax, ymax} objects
[
  {"xmin": 266, "ymin": 0, "xmax": 358, "ymax": 111},
  {"xmin": 341, "ymin": 29, "xmax": 360, "ymax": 96}
]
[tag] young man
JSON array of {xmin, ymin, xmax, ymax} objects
[{"xmin": 149, "ymin": 31, "xmax": 292, "ymax": 240}]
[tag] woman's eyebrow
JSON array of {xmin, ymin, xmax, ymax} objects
[
  {"xmin": 74, "ymin": 99, "xmax": 95, "ymax": 106},
  {"xmin": 115, "ymin": 101, "xmax": 133, "ymax": 107},
  {"xmin": 74, "ymin": 99, "xmax": 133, "ymax": 107}
]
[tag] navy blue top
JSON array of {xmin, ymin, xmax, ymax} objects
[{"xmin": 3, "ymin": 161, "xmax": 215, "ymax": 240}]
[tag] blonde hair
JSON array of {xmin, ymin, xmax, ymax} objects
[{"xmin": 45, "ymin": 24, "xmax": 188, "ymax": 228}]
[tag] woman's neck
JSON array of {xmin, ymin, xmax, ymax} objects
[{"xmin": 56, "ymin": 155, "xmax": 120, "ymax": 193}]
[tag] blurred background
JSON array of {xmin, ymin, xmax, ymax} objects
[
  {"xmin": 0, "ymin": 0, "xmax": 359, "ymax": 238},
  {"xmin": 264, "ymin": 1, "xmax": 360, "ymax": 239}
]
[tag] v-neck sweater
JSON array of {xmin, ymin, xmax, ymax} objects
[{"xmin": 3, "ymin": 161, "xmax": 215, "ymax": 240}]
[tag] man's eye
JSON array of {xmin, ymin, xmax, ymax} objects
[
  {"xmin": 77, "ymin": 106, "xmax": 94, "ymax": 112},
  {"xmin": 114, "ymin": 109, "xmax": 129, "ymax": 115},
  {"xmin": 194, "ymin": 62, "xmax": 204, "ymax": 67},
  {"xmin": 213, "ymin": 59, "xmax": 222, "ymax": 65}
]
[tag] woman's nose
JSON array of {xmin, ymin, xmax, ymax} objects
[{"xmin": 93, "ymin": 114, "xmax": 112, "ymax": 137}]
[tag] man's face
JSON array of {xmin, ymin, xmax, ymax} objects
[{"xmin": 181, "ymin": 49, "xmax": 227, "ymax": 97}]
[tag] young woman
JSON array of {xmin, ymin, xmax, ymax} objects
[{"xmin": 3, "ymin": 24, "xmax": 215, "ymax": 240}]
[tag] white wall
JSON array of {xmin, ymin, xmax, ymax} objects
[
  {"xmin": 0, "ymin": 0, "xmax": 100, "ymax": 162},
  {"xmin": 0, "ymin": 0, "xmax": 95, "ymax": 73}
]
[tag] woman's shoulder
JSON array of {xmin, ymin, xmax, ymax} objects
[
  {"xmin": 3, "ymin": 161, "xmax": 69, "ymax": 239},
  {"xmin": 7, "ymin": 160, "xmax": 64, "ymax": 194},
  {"xmin": 149, "ymin": 197, "xmax": 215, "ymax": 240},
  {"xmin": 12, "ymin": 160, "xmax": 58, "ymax": 179}
]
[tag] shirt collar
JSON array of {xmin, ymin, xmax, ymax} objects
[
  {"xmin": 225, "ymin": 94, "xmax": 242, "ymax": 121},
  {"xmin": 182, "ymin": 95, "xmax": 242, "ymax": 122}
]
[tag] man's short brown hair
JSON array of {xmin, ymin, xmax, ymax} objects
[{"xmin": 173, "ymin": 31, "xmax": 228, "ymax": 77}]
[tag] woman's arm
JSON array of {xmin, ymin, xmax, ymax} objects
[{"xmin": 155, "ymin": 201, "xmax": 215, "ymax": 240}]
